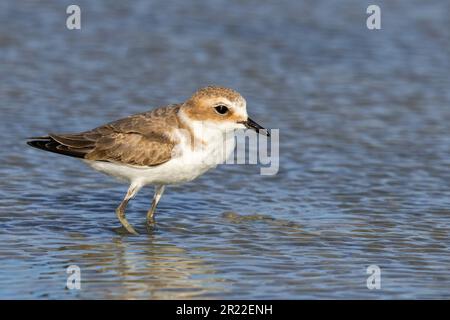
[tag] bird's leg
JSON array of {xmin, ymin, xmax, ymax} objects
[
  {"xmin": 116, "ymin": 184, "xmax": 141, "ymax": 235},
  {"xmin": 146, "ymin": 185, "xmax": 165, "ymax": 225}
]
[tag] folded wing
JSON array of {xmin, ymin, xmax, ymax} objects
[{"xmin": 27, "ymin": 104, "xmax": 181, "ymax": 167}]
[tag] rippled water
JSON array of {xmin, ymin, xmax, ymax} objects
[{"xmin": 1, "ymin": 0, "xmax": 449, "ymax": 299}]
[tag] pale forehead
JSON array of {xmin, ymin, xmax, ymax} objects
[{"xmin": 190, "ymin": 86, "xmax": 246, "ymax": 106}]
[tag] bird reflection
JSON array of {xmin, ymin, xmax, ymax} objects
[{"xmin": 58, "ymin": 232, "xmax": 226, "ymax": 299}]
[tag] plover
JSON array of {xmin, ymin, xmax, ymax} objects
[{"xmin": 27, "ymin": 86, "xmax": 270, "ymax": 234}]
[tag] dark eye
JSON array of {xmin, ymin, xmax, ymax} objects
[{"xmin": 214, "ymin": 105, "xmax": 229, "ymax": 115}]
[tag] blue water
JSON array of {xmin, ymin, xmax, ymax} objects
[{"xmin": 0, "ymin": 0, "xmax": 449, "ymax": 299}]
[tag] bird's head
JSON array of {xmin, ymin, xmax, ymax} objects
[{"xmin": 181, "ymin": 86, "xmax": 270, "ymax": 136}]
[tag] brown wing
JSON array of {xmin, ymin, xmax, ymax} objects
[{"xmin": 27, "ymin": 104, "xmax": 182, "ymax": 167}]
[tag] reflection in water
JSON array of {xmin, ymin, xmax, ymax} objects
[{"xmin": 57, "ymin": 234, "xmax": 225, "ymax": 299}]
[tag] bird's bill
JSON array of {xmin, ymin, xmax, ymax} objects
[{"xmin": 239, "ymin": 118, "xmax": 270, "ymax": 136}]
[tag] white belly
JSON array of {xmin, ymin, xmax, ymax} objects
[{"xmin": 84, "ymin": 136, "xmax": 235, "ymax": 187}]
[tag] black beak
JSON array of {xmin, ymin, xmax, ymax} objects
[{"xmin": 239, "ymin": 118, "xmax": 270, "ymax": 136}]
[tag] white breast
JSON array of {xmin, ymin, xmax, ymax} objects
[{"xmin": 84, "ymin": 121, "xmax": 236, "ymax": 187}]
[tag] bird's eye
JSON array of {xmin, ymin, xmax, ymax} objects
[{"xmin": 214, "ymin": 105, "xmax": 229, "ymax": 115}]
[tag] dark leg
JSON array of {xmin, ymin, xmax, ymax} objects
[
  {"xmin": 146, "ymin": 185, "xmax": 165, "ymax": 225},
  {"xmin": 116, "ymin": 184, "xmax": 141, "ymax": 235}
]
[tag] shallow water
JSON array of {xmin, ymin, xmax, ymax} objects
[{"xmin": 0, "ymin": 0, "xmax": 449, "ymax": 299}]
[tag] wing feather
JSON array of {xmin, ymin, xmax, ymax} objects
[{"xmin": 28, "ymin": 104, "xmax": 182, "ymax": 166}]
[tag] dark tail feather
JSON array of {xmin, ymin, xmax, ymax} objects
[
  {"xmin": 27, "ymin": 135, "xmax": 51, "ymax": 140},
  {"xmin": 27, "ymin": 138, "xmax": 86, "ymax": 159}
]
